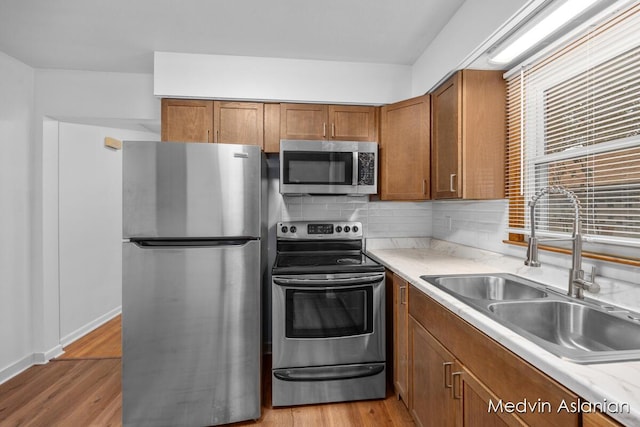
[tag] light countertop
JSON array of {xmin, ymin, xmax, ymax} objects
[{"xmin": 366, "ymin": 238, "xmax": 640, "ymax": 426}]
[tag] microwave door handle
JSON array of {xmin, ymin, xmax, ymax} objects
[{"xmin": 352, "ymin": 152, "xmax": 358, "ymax": 185}]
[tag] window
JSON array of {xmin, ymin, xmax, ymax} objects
[{"xmin": 506, "ymin": 2, "xmax": 640, "ymax": 262}]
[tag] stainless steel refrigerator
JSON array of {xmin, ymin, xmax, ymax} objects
[{"xmin": 122, "ymin": 141, "xmax": 265, "ymax": 427}]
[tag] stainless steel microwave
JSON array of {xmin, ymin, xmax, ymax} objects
[{"xmin": 279, "ymin": 140, "xmax": 378, "ymax": 195}]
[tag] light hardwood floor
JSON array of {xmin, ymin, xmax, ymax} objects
[{"xmin": 0, "ymin": 316, "xmax": 414, "ymax": 426}]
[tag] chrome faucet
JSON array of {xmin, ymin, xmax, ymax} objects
[{"xmin": 524, "ymin": 185, "xmax": 599, "ymax": 299}]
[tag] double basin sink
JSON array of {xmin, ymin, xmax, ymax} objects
[{"xmin": 420, "ymin": 273, "xmax": 640, "ymax": 364}]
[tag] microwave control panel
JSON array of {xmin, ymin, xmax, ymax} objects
[{"xmin": 358, "ymin": 153, "xmax": 376, "ymax": 185}]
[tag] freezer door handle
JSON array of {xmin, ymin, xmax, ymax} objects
[
  {"xmin": 132, "ymin": 239, "xmax": 255, "ymax": 248},
  {"xmin": 273, "ymin": 364, "xmax": 384, "ymax": 382}
]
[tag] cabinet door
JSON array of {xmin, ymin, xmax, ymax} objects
[
  {"xmin": 161, "ymin": 99, "xmax": 213, "ymax": 143},
  {"xmin": 409, "ymin": 284, "xmax": 580, "ymax": 427},
  {"xmin": 380, "ymin": 95, "xmax": 430, "ymax": 200},
  {"xmin": 432, "ymin": 73, "xmax": 461, "ymax": 199},
  {"xmin": 458, "ymin": 368, "xmax": 526, "ymax": 427},
  {"xmin": 280, "ymin": 103, "xmax": 328, "ymax": 140},
  {"xmin": 410, "ymin": 316, "xmax": 457, "ymax": 427},
  {"xmin": 263, "ymin": 103, "xmax": 281, "ymax": 153},
  {"xmin": 328, "ymin": 105, "xmax": 378, "ymax": 141},
  {"xmin": 582, "ymin": 412, "xmax": 623, "ymax": 427},
  {"xmin": 213, "ymin": 101, "xmax": 264, "ymax": 148},
  {"xmin": 460, "ymin": 70, "xmax": 506, "ymax": 199},
  {"xmin": 393, "ymin": 274, "xmax": 409, "ymax": 404}
]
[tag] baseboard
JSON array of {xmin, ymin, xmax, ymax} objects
[
  {"xmin": 33, "ymin": 344, "xmax": 65, "ymax": 365},
  {"xmin": 0, "ymin": 308, "xmax": 122, "ymax": 386},
  {"xmin": 60, "ymin": 306, "xmax": 122, "ymax": 347},
  {"xmin": 0, "ymin": 353, "xmax": 36, "ymax": 385}
]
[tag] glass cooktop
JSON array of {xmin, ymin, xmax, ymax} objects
[{"xmin": 273, "ymin": 251, "xmax": 384, "ymax": 275}]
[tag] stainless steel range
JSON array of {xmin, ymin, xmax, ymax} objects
[{"xmin": 271, "ymin": 221, "xmax": 386, "ymax": 407}]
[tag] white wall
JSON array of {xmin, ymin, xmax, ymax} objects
[
  {"xmin": 57, "ymin": 122, "xmax": 158, "ymax": 344},
  {"xmin": 154, "ymin": 52, "xmax": 412, "ymax": 105},
  {"xmin": 411, "ymin": 0, "xmax": 529, "ymax": 95},
  {"xmin": 30, "ymin": 70, "xmax": 160, "ymax": 366},
  {"xmin": 35, "ymin": 69, "xmax": 159, "ymax": 123},
  {"xmin": 0, "ymin": 52, "xmax": 35, "ymax": 381}
]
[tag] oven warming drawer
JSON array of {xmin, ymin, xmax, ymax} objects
[{"xmin": 272, "ymin": 363, "xmax": 386, "ymax": 407}]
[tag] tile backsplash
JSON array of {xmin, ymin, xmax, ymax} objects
[
  {"xmin": 281, "ymin": 195, "xmax": 432, "ymax": 238},
  {"xmin": 432, "ymin": 199, "xmax": 509, "ymax": 253},
  {"xmin": 267, "ymin": 155, "xmax": 431, "ymax": 238}
]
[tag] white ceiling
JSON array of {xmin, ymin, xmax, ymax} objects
[{"xmin": 0, "ymin": 0, "xmax": 466, "ymax": 74}]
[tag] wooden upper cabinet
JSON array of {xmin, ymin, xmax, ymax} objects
[
  {"xmin": 280, "ymin": 103, "xmax": 378, "ymax": 141},
  {"xmin": 328, "ymin": 105, "xmax": 378, "ymax": 141},
  {"xmin": 161, "ymin": 99, "xmax": 265, "ymax": 148},
  {"xmin": 161, "ymin": 99, "xmax": 213, "ymax": 143},
  {"xmin": 380, "ymin": 95, "xmax": 430, "ymax": 200},
  {"xmin": 431, "ymin": 70, "xmax": 505, "ymax": 200},
  {"xmin": 263, "ymin": 103, "xmax": 281, "ymax": 153},
  {"xmin": 280, "ymin": 103, "xmax": 329, "ymax": 140},
  {"xmin": 432, "ymin": 74, "xmax": 460, "ymax": 199},
  {"xmin": 213, "ymin": 101, "xmax": 264, "ymax": 148}
]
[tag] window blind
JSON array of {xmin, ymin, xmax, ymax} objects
[{"xmin": 506, "ymin": 2, "xmax": 640, "ymax": 250}]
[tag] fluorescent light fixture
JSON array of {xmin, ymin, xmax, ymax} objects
[{"xmin": 490, "ymin": 0, "xmax": 601, "ymax": 64}]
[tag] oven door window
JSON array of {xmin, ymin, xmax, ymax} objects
[
  {"xmin": 282, "ymin": 151, "xmax": 353, "ymax": 185},
  {"xmin": 285, "ymin": 286, "xmax": 373, "ymax": 338}
]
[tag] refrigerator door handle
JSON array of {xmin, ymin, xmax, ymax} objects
[{"xmin": 133, "ymin": 239, "xmax": 256, "ymax": 248}]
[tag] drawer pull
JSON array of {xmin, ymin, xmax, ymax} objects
[
  {"xmin": 452, "ymin": 371, "xmax": 463, "ymax": 399},
  {"xmin": 443, "ymin": 362, "xmax": 453, "ymax": 388}
]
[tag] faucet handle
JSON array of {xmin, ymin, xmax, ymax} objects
[{"xmin": 586, "ymin": 265, "xmax": 600, "ymax": 294}]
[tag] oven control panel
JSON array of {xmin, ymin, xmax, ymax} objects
[{"xmin": 277, "ymin": 221, "xmax": 363, "ymax": 239}]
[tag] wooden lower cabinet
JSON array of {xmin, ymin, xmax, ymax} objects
[
  {"xmin": 407, "ymin": 284, "xmax": 580, "ymax": 427},
  {"xmin": 583, "ymin": 412, "xmax": 623, "ymax": 427},
  {"xmin": 393, "ymin": 274, "xmax": 409, "ymax": 404},
  {"xmin": 409, "ymin": 316, "xmax": 456, "ymax": 427},
  {"xmin": 459, "ymin": 366, "xmax": 526, "ymax": 427},
  {"xmin": 409, "ymin": 317, "xmax": 525, "ymax": 427}
]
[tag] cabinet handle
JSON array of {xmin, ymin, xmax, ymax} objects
[
  {"xmin": 449, "ymin": 173, "xmax": 457, "ymax": 192},
  {"xmin": 452, "ymin": 371, "xmax": 463, "ymax": 399},
  {"xmin": 332, "ymin": 123, "xmax": 335, "ymax": 138},
  {"xmin": 422, "ymin": 179, "xmax": 427, "ymax": 195},
  {"xmin": 400, "ymin": 285, "xmax": 406, "ymax": 305},
  {"xmin": 207, "ymin": 129, "xmax": 210, "ymax": 143},
  {"xmin": 323, "ymin": 123, "xmax": 326, "ymax": 138},
  {"xmin": 443, "ymin": 362, "xmax": 453, "ymax": 388},
  {"xmin": 216, "ymin": 129, "xmax": 219, "ymax": 143}
]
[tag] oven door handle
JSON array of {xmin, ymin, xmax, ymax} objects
[
  {"xmin": 273, "ymin": 274, "xmax": 384, "ymax": 287},
  {"xmin": 273, "ymin": 363, "xmax": 385, "ymax": 382}
]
